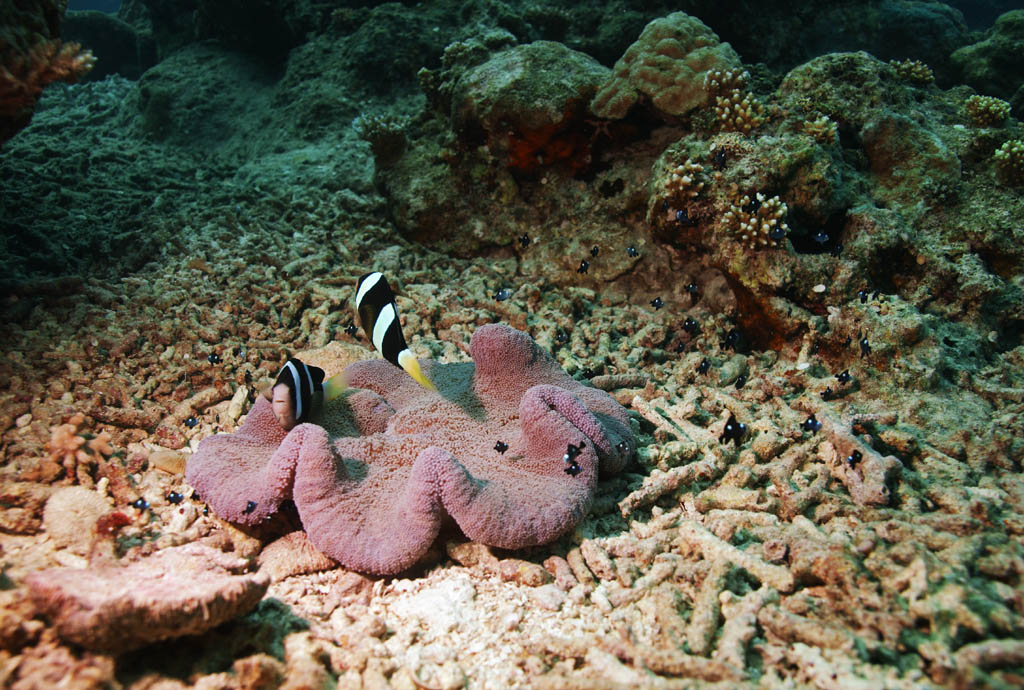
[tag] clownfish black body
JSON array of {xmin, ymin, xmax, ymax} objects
[{"xmin": 355, "ymin": 272, "xmax": 435, "ymax": 391}]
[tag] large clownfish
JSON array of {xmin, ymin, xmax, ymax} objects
[{"xmin": 265, "ymin": 271, "xmax": 435, "ymax": 430}]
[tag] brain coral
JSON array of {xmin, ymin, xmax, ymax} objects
[
  {"xmin": 590, "ymin": 11, "xmax": 741, "ymax": 120},
  {"xmin": 186, "ymin": 324, "xmax": 634, "ymax": 575}
]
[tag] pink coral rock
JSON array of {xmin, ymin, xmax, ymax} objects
[
  {"xmin": 26, "ymin": 543, "xmax": 268, "ymax": 653},
  {"xmin": 187, "ymin": 324, "xmax": 634, "ymax": 575}
]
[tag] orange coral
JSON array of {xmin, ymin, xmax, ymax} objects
[
  {"xmin": 46, "ymin": 412, "xmax": 112, "ymax": 486},
  {"xmin": 1, "ymin": 36, "xmax": 94, "ymax": 146}
]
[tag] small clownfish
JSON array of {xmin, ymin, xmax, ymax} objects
[
  {"xmin": 355, "ymin": 272, "xmax": 436, "ymax": 391},
  {"xmin": 265, "ymin": 357, "xmax": 348, "ymax": 431}
]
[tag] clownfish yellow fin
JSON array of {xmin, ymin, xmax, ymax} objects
[
  {"xmin": 398, "ymin": 349, "xmax": 436, "ymax": 391},
  {"xmin": 322, "ymin": 372, "xmax": 348, "ymax": 403}
]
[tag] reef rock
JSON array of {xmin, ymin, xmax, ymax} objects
[
  {"xmin": 26, "ymin": 542, "xmax": 268, "ymax": 653},
  {"xmin": 187, "ymin": 324, "xmax": 634, "ymax": 575}
]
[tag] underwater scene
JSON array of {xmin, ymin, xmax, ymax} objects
[{"xmin": 1, "ymin": 0, "xmax": 1024, "ymax": 687}]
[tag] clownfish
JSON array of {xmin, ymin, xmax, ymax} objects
[
  {"xmin": 355, "ymin": 271, "xmax": 436, "ymax": 392},
  {"xmin": 265, "ymin": 271, "xmax": 434, "ymax": 430},
  {"xmin": 265, "ymin": 357, "xmax": 348, "ymax": 431}
]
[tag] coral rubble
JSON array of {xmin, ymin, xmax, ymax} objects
[{"xmin": 0, "ymin": 3, "xmax": 1023, "ymax": 689}]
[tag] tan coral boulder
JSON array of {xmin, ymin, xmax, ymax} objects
[{"xmin": 591, "ymin": 11, "xmax": 741, "ymax": 120}]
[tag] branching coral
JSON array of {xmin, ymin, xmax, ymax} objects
[
  {"xmin": 353, "ymin": 112, "xmax": 409, "ymax": 168},
  {"xmin": 888, "ymin": 59, "xmax": 934, "ymax": 85},
  {"xmin": 802, "ymin": 115, "xmax": 838, "ymax": 144},
  {"xmin": 704, "ymin": 69, "xmax": 764, "ymax": 134},
  {"xmin": 1, "ymin": 38, "xmax": 95, "ymax": 146},
  {"xmin": 965, "ymin": 95, "xmax": 1011, "ymax": 127},
  {"xmin": 46, "ymin": 413, "xmax": 113, "ymax": 486},
  {"xmin": 663, "ymin": 158, "xmax": 705, "ymax": 200},
  {"xmin": 720, "ymin": 192, "xmax": 789, "ymax": 249},
  {"xmin": 993, "ymin": 139, "xmax": 1024, "ymax": 185}
]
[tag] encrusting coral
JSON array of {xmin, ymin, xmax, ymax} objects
[{"xmin": 187, "ymin": 324, "xmax": 634, "ymax": 575}]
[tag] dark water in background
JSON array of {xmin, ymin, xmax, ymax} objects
[{"xmin": 68, "ymin": 0, "xmax": 120, "ymax": 13}]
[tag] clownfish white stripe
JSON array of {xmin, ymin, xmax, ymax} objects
[
  {"xmin": 284, "ymin": 360, "xmax": 304, "ymax": 422},
  {"xmin": 372, "ymin": 302, "xmax": 397, "ymax": 355},
  {"xmin": 355, "ymin": 271, "xmax": 383, "ymax": 310},
  {"xmin": 275, "ymin": 357, "xmax": 326, "ymax": 425}
]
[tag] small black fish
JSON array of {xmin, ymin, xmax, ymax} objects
[
  {"xmin": 243, "ymin": 500, "xmax": 257, "ymax": 515},
  {"xmin": 675, "ymin": 209, "xmax": 695, "ymax": 225},
  {"xmin": 563, "ymin": 443, "xmax": 582, "ymax": 463},
  {"xmin": 721, "ymin": 413, "xmax": 747, "ymax": 446},
  {"xmin": 627, "ymin": 246, "xmax": 639, "ymax": 258},
  {"xmin": 837, "ymin": 369, "xmax": 851, "ymax": 384},
  {"xmin": 133, "ymin": 497, "xmax": 149, "ymax": 511},
  {"xmin": 734, "ymin": 374, "xmax": 747, "ymax": 389},
  {"xmin": 697, "ymin": 358, "xmax": 711, "ymax": 375},
  {"xmin": 519, "ymin": 234, "xmax": 531, "ymax": 248},
  {"xmin": 167, "ymin": 491, "xmax": 184, "ymax": 504},
  {"xmin": 651, "ymin": 297, "xmax": 664, "ymax": 309},
  {"xmin": 494, "ymin": 441, "xmax": 508, "ymax": 454},
  {"xmin": 207, "ymin": 353, "xmax": 221, "ymax": 364},
  {"xmin": 344, "ymin": 322, "xmax": 359, "ymax": 337},
  {"xmin": 846, "ymin": 450, "xmax": 863, "ymax": 468},
  {"xmin": 683, "ymin": 317, "xmax": 700, "ymax": 335},
  {"xmin": 813, "ymin": 230, "xmax": 829, "ymax": 245},
  {"xmin": 800, "ymin": 415, "xmax": 822, "ymax": 433},
  {"xmin": 590, "ymin": 245, "xmax": 599, "ymax": 257},
  {"xmin": 494, "ymin": 287, "xmax": 513, "ymax": 302},
  {"xmin": 859, "ymin": 337, "xmax": 871, "ymax": 358},
  {"xmin": 577, "ymin": 260, "xmax": 590, "ymax": 274},
  {"xmin": 564, "ymin": 461, "xmax": 582, "ymax": 477},
  {"xmin": 184, "ymin": 416, "xmax": 198, "ymax": 428}
]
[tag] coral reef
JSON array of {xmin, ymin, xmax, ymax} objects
[
  {"xmin": 0, "ymin": 3, "xmax": 1022, "ymax": 688},
  {"xmin": 187, "ymin": 324, "xmax": 633, "ymax": 575}
]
